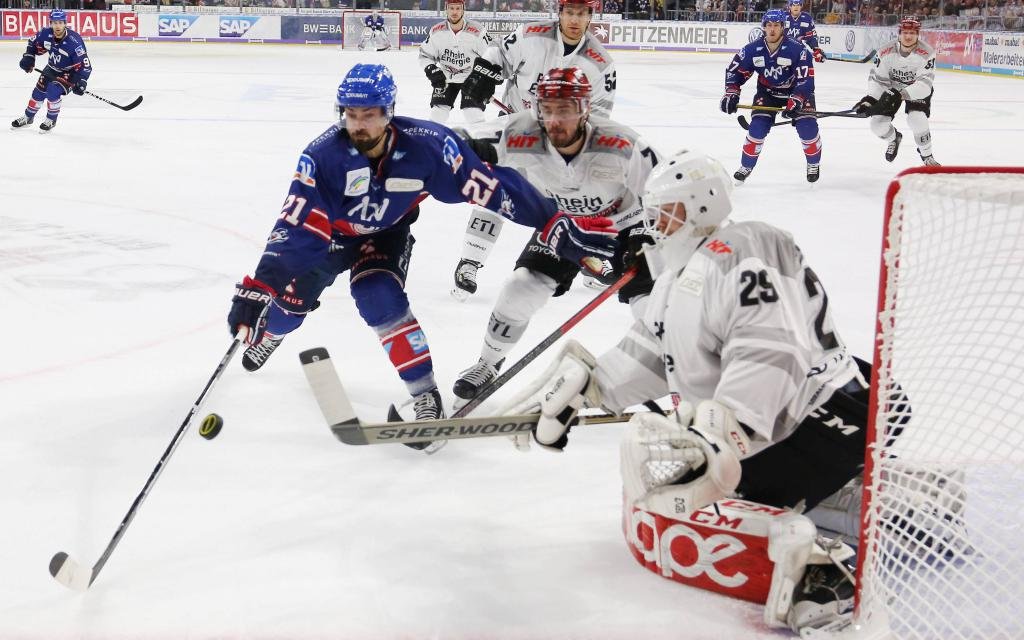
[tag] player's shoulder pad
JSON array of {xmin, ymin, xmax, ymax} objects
[
  {"xmin": 305, "ymin": 123, "xmax": 344, "ymax": 155},
  {"xmin": 879, "ymin": 41, "xmax": 898, "ymax": 57},
  {"xmin": 522, "ymin": 20, "xmax": 558, "ymax": 38},
  {"xmin": 580, "ymin": 34, "xmax": 614, "ymax": 71},
  {"xmin": 915, "ymin": 39, "xmax": 936, "ymax": 56},
  {"xmin": 393, "ymin": 116, "xmax": 448, "ymax": 143},
  {"xmin": 465, "ymin": 20, "xmax": 488, "ymax": 35},
  {"xmin": 430, "ymin": 21, "xmax": 447, "ymax": 33},
  {"xmin": 698, "ymin": 221, "xmax": 800, "ymax": 275},
  {"xmin": 585, "ymin": 120, "xmax": 639, "ymax": 159},
  {"xmin": 502, "ymin": 113, "xmax": 546, "ymax": 154}
]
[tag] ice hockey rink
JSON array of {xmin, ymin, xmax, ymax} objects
[{"xmin": 1, "ymin": 40, "xmax": 1021, "ymax": 639}]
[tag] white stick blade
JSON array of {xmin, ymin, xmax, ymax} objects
[
  {"xmin": 299, "ymin": 348, "xmax": 359, "ymax": 426},
  {"xmin": 49, "ymin": 551, "xmax": 93, "ymax": 591}
]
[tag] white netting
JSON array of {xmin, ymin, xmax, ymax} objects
[
  {"xmin": 341, "ymin": 11, "xmax": 401, "ymax": 50},
  {"xmin": 854, "ymin": 169, "xmax": 1024, "ymax": 640}
]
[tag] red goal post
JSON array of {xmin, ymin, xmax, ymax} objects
[{"xmin": 824, "ymin": 166, "xmax": 1024, "ymax": 640}]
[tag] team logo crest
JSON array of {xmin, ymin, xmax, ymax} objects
[{"xmin": 293, "ymin": 154, "xmax": 316, "ymax": 187}]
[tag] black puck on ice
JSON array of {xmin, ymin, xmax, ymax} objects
[{"xmin": 199, "ymin": 413, "xmax": 224, "ymax": 440}]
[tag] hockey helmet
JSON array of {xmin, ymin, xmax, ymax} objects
[
  {"xmin": 536, "ymin": 67, "xmax": 592, "ymax": 113},
  {"xmin": 641, "ymin": 149, "xmax": 733, "ymax": 276},
  {"xmin": 761, "ymin": 9, "xmax": 787, "ymax": 26},
  {"xmin": 49, "ymin": 8, "xmax": 67, "ymax": 22},
  {"xmin": 559, "ymin": 0, "xmax": 601, "ymax": 11},
  {"xmin": 336, "ymin": 64, "xmax": 397, "ymax": 121},
  {"xmin": 787, "ymin": 0, "xmax": 802, "ymax": 6},
  {"xmin": 898, "ymin": 15, "xmax": 922, "ymax": 32},
  {"xmin": 446, "ymin": 0, "xmax": 465, "ymax": 5}
]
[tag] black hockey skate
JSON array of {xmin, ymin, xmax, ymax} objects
[
  {"xmin": 787, "ymin": 563, "xmax": 855, "ymax": 633},
  {"xmin": 11, "ymin": 115, "xmax": 34, "ymax": 129},
  {"xmin": 452, "ymin": 358, "xmax": 504, "ymax": 409},
  {"xmin": 806, "ymin": 163, "xmax": 820, "ymax": 183},
  {"xmin": 241, "ymin": 334, "xmax": 284, "ymax": 372},
  {"xmin": 38, "ymin": 118, "xmax": 56, "ymax": 133},
  {"xmin": 401, "ymin": 387, "xmax": 448, "ymax": 453},
  {"xmin": 885, "ymin": 130, "xmax": 902, "ymax": 162},
  {"xmin": 733, "ymin": 166, "xmax": 753, "ymax": 183},
  {"xmin": 451, "ymin": 259, "xmax": 482, "ymax": 302}
]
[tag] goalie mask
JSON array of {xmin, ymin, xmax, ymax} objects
[
  {"xmin": 641, "ymin": 149, "xmax": 733, "ymax": 277},
  {"xmin": 535, "ymin": 67, "xmax": 592, "ymax": 149}
]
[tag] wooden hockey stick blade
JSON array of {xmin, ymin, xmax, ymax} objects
[{"xmin": 48, "ymin": 551, "xmax": 94, "ymax": 591}]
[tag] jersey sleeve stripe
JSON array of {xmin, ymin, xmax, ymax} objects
[{"xmin": 302, "ymin": 208, "xmax": 332, "ymax": 241}]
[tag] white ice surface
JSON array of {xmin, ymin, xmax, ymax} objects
[{"xmin": 0, "ymin": 42, "xmax": 1021, "ymax": 639}]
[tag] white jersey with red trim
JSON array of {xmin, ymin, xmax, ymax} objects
[
  {"xmin": 418, "ymin": 19, "xmax": 493, "ymax": 83},
  {"xmin": 868, "ymin": 38, "xmax": 936, "ymax": 101},
  {"xmin": 593, "ymin": 221, "xmax": 859, "ymax": 451},
  {"xmin": 483, "ymin": 20, "xmax": 616, "ymax": 117},
  {"xmin": 467, "ymin": 111, "xmax": 657, "ymax": 229}
]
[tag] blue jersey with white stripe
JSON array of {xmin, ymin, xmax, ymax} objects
[{"xmin": 725, "ymin": 37, "xmax": 815, "ymax": 99}]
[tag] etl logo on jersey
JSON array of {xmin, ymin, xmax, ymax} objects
[
  {"xmin": 219, "ymin": 16, "xmax": 260, "ymax": 38},
  {"xmin": 158, "ymin": 14, "xmax": 198, "ymax": 37}
]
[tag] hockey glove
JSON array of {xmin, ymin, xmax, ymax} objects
[
  {"xmin": 783, "ymin": 95, "xmax": 806, "ymax": 119},
  {"xmin": 813, "ymin": 48, "xmax": 826, "ymax": 63},
  {"xmin": 539, "ymin": 213, "xmax": 618, "ymax": 274},
  {"xmin": 875, "ymin": 87, "xmax": 903, "ymax": 115},
  {"xmin": 228, "ymin": 276, "xmax": 275, "ymax": 345},
  {"xmin": 621, "ymin": 225, "xmax": 655, "ymax": 271},
  {"xmin": 720, "ymin": 86, "xmax": 740, "ymax": 114},
  {"xmin": 461, "ymin": 57, "xmax": 503, "ymax": 110},
  {"xmin": 853, "ymin": 94, "xmax": 877, "ymax": 115},
  {"xmin": 72, "ymin": 79, "xmax": 87, "ymax": 96},
  {"xmin": 19, "ymin": 53, "xmax": 34, "ymax": 73},
  {"xmin": 424, "ymin": 63, "xmax": 447, "ymax": 89}
]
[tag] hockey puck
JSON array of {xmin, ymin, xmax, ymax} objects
[{"xmin": 199, "ymin": 413, "xmax": 224, "ymax": 440}]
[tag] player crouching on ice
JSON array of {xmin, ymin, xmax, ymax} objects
[
  {"xmin": 501, "ymin": 149, "xmax": 872, "ymax": 634},
  {"xmin": 12, "ymin": 9, "xmax": 92, "ymax": 133}
]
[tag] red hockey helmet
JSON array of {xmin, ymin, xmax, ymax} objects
[
  {"xmin": 445, "ymin": 0, "xmax": 464, "ymax": 5},
  {"xmin": 559, "ymin": 0, "xmax": 602, "ymax": 11},
  {"xmin": 536, "ymin": 67, "xmax": 593, "ymax": 112},
  {"xmin": 899, "ymin": 15, "xmax": 921, "ymax": 32}
]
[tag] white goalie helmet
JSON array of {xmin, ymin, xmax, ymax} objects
[{"xmin": 641, "ymin": 149, "xmax": 734, "ymax": 277}]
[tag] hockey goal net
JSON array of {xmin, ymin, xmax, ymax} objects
[
  {"xmin": 839, "ymin": 167, "xmax": 1024, "ymax": 640},
  {"xmin": 341, "ymin": 10, "xmax": 401, "ymax": 50}
]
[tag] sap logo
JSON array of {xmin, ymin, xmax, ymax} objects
[
  {"xmin": 407, "ymin": 330, "xmax": 429, "ymax": 353},
  {"xmin": 219, "ymin": 16, "xmax": 260, "ymax": 38},
  {"xmin": 506, "ymin": 134, "xmax": 540, "ymax": 148},
  {"xmin": 293, "ymin": 154, "xmax": 316, "ymax": 187},
  {"xmin": 158, "ymin": 14, "xmax": 198, "ymax": 36}
]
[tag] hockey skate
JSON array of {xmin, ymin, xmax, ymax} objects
[
  {"xmin": 733, "ymin": 166, "xmax": 753, "ymax": 183},
  {"xmin": 787, "ymin": 563, "xmax": 855, "ymax": 633},
  {"xmin": 451, "ymin": 259, "xmax": 482, "ymax": 302},
  {"xmin": 885, "ymin": 130, "xmax": 902, "ymax": 162},
  {"xmin": 919, "ymin": 152, "xmax": 941, "ymax": 167},
  {"xmin": 38, "ymin": 118, "xmax": 56, "ymax": 133},
  {"xmin": 11, "ymin": 115, "xmax": 33, "ymax": 129},
  {"xmin": 402, "ymin": 387, "xmax": 448, "ymax": 454},
  {"xmin": 581, "ymin": 274, "xmax": 609, "ymax": 291},
  {"xmin": 241, "ymin": 334, "xmax": 284, "ymax": 372},
  {"xmin": 806, "ymin": 163, "xmax": 820, "ymax": 183},
  {"xmin": 452, "ymin": 358, "xmax": 503, "ymax": 410}
]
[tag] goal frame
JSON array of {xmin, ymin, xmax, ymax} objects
[
  {"xmin": 340, "ymin": 10, "xmax": 402, "ymax": 51},
  {"xmin": 852, "ymin": 165, "xmax": 1024, "ymax": 638}
]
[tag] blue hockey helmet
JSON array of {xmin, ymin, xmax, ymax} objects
[
  {"xmin": 49, "ymin": 8, "xmax": 67, "ymax": 22},
  {"xmin": 787, "ymin": 0, "xmax": 802, "ymax": 6},
  {"xmin": 762, "ymin": 9, "xmax": 787, "ymax": 25},
  {"xmin": 336, "ymin": 64, "xmax": 397, "ymax": 121}
]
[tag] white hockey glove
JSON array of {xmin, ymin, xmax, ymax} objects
[
  {"xmin": 622, "ymin": 399, "xmax": 750, "ymax": 516},
  {"xmin": 498, "ymin": 340, "xmax": 601, "ymax": 452}
]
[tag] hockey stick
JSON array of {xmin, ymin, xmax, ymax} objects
[
  {"xmin": 737, "ymin": 109, "xmax": 865, "ymax": 131},
  {"xmin": 48, "ymin": 339, "xmax": 241, "ymax": 591},
  {"xmin": 824, "ymin": 49, "xmax": 876, "ymax": 63},
  {"xmin": 491, "ymin": 97, "xmax": 514, "ymax": 114},
  {"xmin": 35, "ymin": 69, "xmax": 143, "ymax": 111},
  {"xmin": 300, "ymin": 346, "xmax": 634, "ymax": 446}
]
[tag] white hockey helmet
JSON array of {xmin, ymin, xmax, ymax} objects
[{"xmin": 641, "ymin": 149, "xmax": 734, "ymax": 276}]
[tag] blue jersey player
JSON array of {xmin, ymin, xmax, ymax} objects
[
  {"xmin": 720, "ymin": 9, "xmax": 821, "ymax": 184},
  {"xmin": 227, "ymin": 64, "xmax": 616, "ymax": 443},
  {"xmin": 12, "ymin": 9, "xmax": 92, "ymax": 133},
  {"xmin": 784, "ymin": 0, "xmax": 825, "ymax": 63}
]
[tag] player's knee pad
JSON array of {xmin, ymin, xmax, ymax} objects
[
  {"xmin": 794, "ymin": 117, "xmax": 820, "ymax": 142},
  {"xmin": 461, "ymin": 106, "xmax": 485, "ymax": 124},
  {"xmin": 492, "ymin": 268, "xmax": 557, "ymax": 325},
  {"xmin": 429, "ymin": 105, "xmax": 452, "ymax": 124},
  {"xmin": 45, "ymin": 82, "xmax": 67, "ymax": 101},
  {"xmin": 870, "ymin": 115, "xmax": 894, "ymax": 139},
  {"xmin": 350, "ymin": 271, "xmax": 409, "ymax": 327},
  {"xmin": 462, "ymin": 208, "xmax": 504, "ymax": 264},
  {"xmin": 747, "ymin": 114, "xmax": 774, "ymax": 138}
]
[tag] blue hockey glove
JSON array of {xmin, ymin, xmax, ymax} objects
[
  {"xmin": 539, "ymin": 213, "xmax": 618, "ymax": 274},
  {"xmin": 783, "ymin": 95, "xmax": 806, "ymax": 118},
  {"xmin": 72, "ymin": 78, "xmax": 87, "ymax": 96},
  {"xmin": 228, "ymin": 276, "xmax": 275, "ymax": 345},
  {"xmin": 19, "ymin": 53, "xmax": 34, "ymax": 73},
  {"xmin": 720, "ymin": 86, "xmax": 740, "ymax": 114}
]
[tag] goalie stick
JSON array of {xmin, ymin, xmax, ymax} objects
[
  {"xmin": 300, "ymin": 347, "xmax": 633, "ymax": 446},
  {"xmin": 48, "ymin": 339, "xmax": 240, "ymax": 591},
  {"xmin": 35, "ymin": 70, "xmax": 143, "ymax": 111}
]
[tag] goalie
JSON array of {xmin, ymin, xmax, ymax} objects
[
  {"xmin": 358, "ymin": 10, "xmax": 391, "ymax": 52},
  {"xmin": 502, "ymin": 149, "xmax": 871, "ymax": 634}
]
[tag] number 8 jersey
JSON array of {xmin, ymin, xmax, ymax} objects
[{"xmin": 593, "ymin": 221, "xmax": 859, "ymax": 452}]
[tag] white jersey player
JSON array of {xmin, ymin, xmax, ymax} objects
[
  {"xmin": 358, "ymin": 11, "xmax": 391, "ymax": 51},
  {"xmin": 451, "ymin": 0, "xmax": 617, "ymax": 298},
  {"xmin": 499, "ymin": 149, "xmax": 871, "ymax": 634},
  {"xmin": 418, "ymin": 0, "xmax": 493, "ymax": 124},
  {"xmin": 450, "ymin": 68, "xmax": 659, "ymax": 408},
  {"xmin": 853, "ymin": 16, "xmax": 939, "ymax": 165}
]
